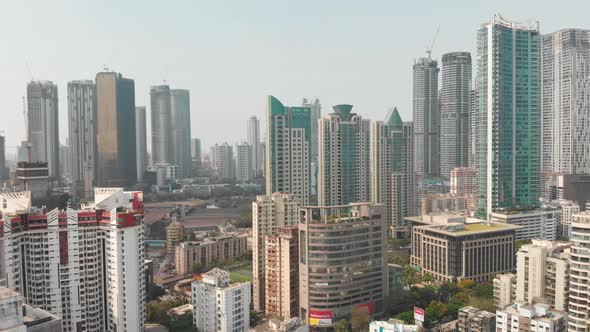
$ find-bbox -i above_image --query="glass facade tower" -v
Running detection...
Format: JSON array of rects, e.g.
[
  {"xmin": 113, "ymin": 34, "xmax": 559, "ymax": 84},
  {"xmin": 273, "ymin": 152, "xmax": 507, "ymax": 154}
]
[{"xmin": 475, "ymin": 15, "xmax": 541, "ymax": 218}]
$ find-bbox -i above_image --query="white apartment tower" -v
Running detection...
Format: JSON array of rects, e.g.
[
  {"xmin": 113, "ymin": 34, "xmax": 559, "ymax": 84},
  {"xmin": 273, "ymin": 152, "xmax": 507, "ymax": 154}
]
[
  {"xmin": 542, "ymin": 29, "xmax": 590, "ymax": 174},
  {"xmin": 68, "ymin": 80, "xmax": 96, "ymax": 197},
  {"xmin": 247, "ymin": 116, "xmax": 262, "ymax": 177},
  {"xmin": 236, "ymin": 143, "xmax": 253, "ymax": 182},
  {"xmin": 211, "ymin": 142, "xmax": 234, "ymax": 179},
  {"xmin": 192, "ymin": 268, "xmax": 250, "ymax": 332},
  {"xmin": 27, "ymin": 81, "xmax": 60, "ymax": 178},
  {"xmin": 302, "ymin": 98, "xmax": 321, "ymax": 195},
  {"xmin": 0, "ymin": 188, "xmax": 146, "ymax": 332},
  {"xmin": 252, "ymin": 193, "xmax": 299, "ymax": 311},
  {"xmin": 569, "ymin": 211, "xmax": 590, "ymax": 331}
]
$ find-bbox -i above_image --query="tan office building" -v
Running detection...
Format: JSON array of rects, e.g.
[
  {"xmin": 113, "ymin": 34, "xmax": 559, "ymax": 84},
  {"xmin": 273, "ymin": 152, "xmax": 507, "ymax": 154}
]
[{"xmin": 407, "ymin": 214, "xmax": 519, "ymax": 282}]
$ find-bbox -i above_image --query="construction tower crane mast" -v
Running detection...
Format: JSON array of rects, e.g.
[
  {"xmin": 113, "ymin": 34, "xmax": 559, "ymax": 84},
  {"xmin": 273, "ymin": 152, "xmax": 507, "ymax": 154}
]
[
  {"xmin": 22, "ymin": 96, "xmax": 32, "ymax": 162},
  {"xmin": 426, "ymin": 26, "xmax": 440, "ymax": 59}
]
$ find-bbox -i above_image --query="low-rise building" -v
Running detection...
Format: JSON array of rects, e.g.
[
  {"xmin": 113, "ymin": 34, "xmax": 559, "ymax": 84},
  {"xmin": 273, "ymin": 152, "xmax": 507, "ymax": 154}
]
[
  {"xmin": 192, "ymin": 268, "xmax": 250, "ymax": 332},
  {"xmin": 420, "ymin": 193, "xmax": 468, "ymax": 214},
  {"xmin": 559, "ymin": 200, "xmax": 579, "ymax": 239},
  {"xmin": 369, "ymin": 319, "xmax": 418, "ymax": 332},
  {"xmin": 175, "ymin": 233, "xmax": 247, "ymax": 275},
  {"xmin": 457, "ymin": 306, "xmax": 495, "ymax": 332},
  {"xmin": 0, "ymin": 287, "xmax": 62, "ymax": 332},
  {"xmin": 496, "ymin": 302, "xmax": 567, "ymax": 332},
  {"xmin": 407, "ymin": 213, "xmax": 519, "ymax": 282},
  {"xmin": 490, "ymin": 208, "xmax": 560, "ymax": 241}
]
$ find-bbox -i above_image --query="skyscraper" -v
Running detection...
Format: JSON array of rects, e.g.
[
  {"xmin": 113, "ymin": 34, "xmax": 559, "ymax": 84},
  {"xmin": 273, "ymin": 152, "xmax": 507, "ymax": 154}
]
[
  {"xmin": 191, "ymin": 138, "xmax": 201, "ymax": 170},
  {"xmin": 441, "ymin": 52, "xmax": 472, "ymax": 178},
  {"xmin": 150, "ymin": 85, "xmax": 173, "ymax": 165},
  {"xmin": 236, "ymin": 143, "xmax": 252, "ymax": 182},
  {"xmin": 27, "ymin": 81, "xmax": 60, "ymax": 178},
  {"xmin": 68, "ymin": 80, "xmax": 96, "ymax": 196},
  {"xmin": 413, "ymin": 57, "xmax": 440, "ymax": 178},
  {"xmin": 266, "ymin": 96, "xmax": 311, "ymax": 205},
  {"xmin": 371, "ymin": 108, "xmax": 415, "ymax": 236},
  {"xmin": 247, "ymin": 116, "xmax": 262, "ymax": 177},
  {"xmin": 171, "ymin": 89, "xmax": 192, "ymax": 178},
  {"xmin": 318, "ymin": 105, "xmax": 370, "ymax": 206},
  {"xmin": 302, "ymin": 98, "xmax": 321, "ymax": 195},
  {"xmin": 136, "ymin": 106, "xmax": 148, "ymax": 181},
  {"xmin": 95, "ymin": 71, "xmax": 137, "ymax": 187},
  {"xmin": 475, "ymin": 15, "xmax": 541, "ymax": 218},
  {"xmin": 252, "ymin": 193, "xmax": 300, "ymax": 311},
  {"xmin": 468, "ymin": 88, "xmax": 476, "ymax": 167},
  {"xmin": 541, "ymin": 29, "xmax": 590, "ymax": 174},
  {"xmin": 0, "ymin": 135, "xmax": 6, "ymax": 181}
]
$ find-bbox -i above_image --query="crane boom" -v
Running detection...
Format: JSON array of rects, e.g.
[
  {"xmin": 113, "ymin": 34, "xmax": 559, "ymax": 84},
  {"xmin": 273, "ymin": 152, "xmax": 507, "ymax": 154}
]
[{"xmin": 426, "ymin": 26, "xmax": 440, "ymax": 59}]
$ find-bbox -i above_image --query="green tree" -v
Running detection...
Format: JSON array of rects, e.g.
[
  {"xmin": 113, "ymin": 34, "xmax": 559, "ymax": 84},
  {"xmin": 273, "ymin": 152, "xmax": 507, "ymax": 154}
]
[
  {"xmin": 423, "ymin": 273, "xmax": 436, "ymax": 284},
  {"xmin": 458, "ymin": 279, "xmax": 475, "ymax": 290},
  {"xmin": 333, "ymin": 319, "xmax": 350, "ymax": 332},
  {"xmin": 473, "ymin": 284, "xmax": 493, "ymax": 298},
  {"xmin": 402, "ymin": 265, "xmax": 418, "ymax": 287},
  {"xmin": 425, "ymin": 300, "xmax": 448, "ymax": 325},
  {"xmin": 394, "ymin": 311, "xmax": 414, "ymax": 324}
]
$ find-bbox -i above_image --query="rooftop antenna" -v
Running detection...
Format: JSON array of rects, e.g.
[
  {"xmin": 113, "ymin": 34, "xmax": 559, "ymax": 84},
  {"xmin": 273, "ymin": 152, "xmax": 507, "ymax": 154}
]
[{"xmin": 426, "ymin": 26, "xmax": 440, "ymax": 59}]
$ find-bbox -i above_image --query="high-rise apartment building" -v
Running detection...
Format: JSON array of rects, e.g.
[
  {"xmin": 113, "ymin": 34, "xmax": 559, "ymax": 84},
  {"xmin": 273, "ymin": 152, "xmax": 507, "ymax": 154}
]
[
  {"xmin": 569, "ymin": 211, "xmax": 590, "ymax": 331},
  {"xmin": 302, "ymin": 98, "xmax": 321, "ymax": 195},
  {"xmin": 192, "ymin": 269, "xmax": 250, "ymax": 332},
  {"xmin": 150, "ymin": 85, "xmax": 173, "ymax": 164},
  {"xmin": 211, "ymin": 142, "xmax": 234, "ymax": 179},
  {"xmin": 371, "ymin": 108, "xmax": 415, "ymax": 236},
  {"xmin": 450, "ymin": 167, "xmax": 476, "ymax": 209},
  {"xmin": 413, "ymin": 57, "xmax": 440, "ymax": 178},
  {"xmin": 252, "ymin": 193, "xmax": 299, "ymax": 311},
  {"xmin": 475, "ymin": 15, "xmax": 541, "ymax": 218},
  {"xmin": 468, "ymin": 88, "xmax": 476, "ymax": 167},
  {"xmin": 441, "ymin": 52, "xmax": 471, "ymax": 178},
  {"xmin": 299, "ymin": 203, "xmax": 387, "ymax": 327},
  {"xmin": 95, "ymin": 71, "xmax": 137, "ymax": 187},
  {"xmin": 266, "ymin": 96, "xmax": 311, "ymax": 205},
  {"xmin": 559, "ymin": 200, "xmax": 580, "ymax": 239},
  {"xmin": 247, "ymin": 116, "xmax": 262, "ymax": 177},
  {"xmin": 541, "ymin": 29, "xmax": 590, "ymax": 174},
  {"xmin": 191, "ymin": 138, "xmax": 202, "ymax": 169},
  {"xmin": 135, "ymin": 106, "xmax": 148, "ymax": 181},
  {"xmin": 68, "ymin": 80, "xmax": 96, "ymax": 197},
  {"xmin": 0, "ymin": 135, "xmax": 6, "ymax": 182},
  {"xmin": 515, "ymin": 240, "xmax": 570, "ymax": 311},
  {"xmin": 166, "ymin": 219, "xmax": 184, "ymax": 255},
  {"xmin": 264, "ymin": 226, "xmax": 298, "ymax": 320},
  {"xmin": 493, "ymin": 274, "xmax": 517, "ymax": 310},
  {"xmin": 170, "ymin": 89, "xmax": 192, "ymax": 178},
  {"xmin": 0, "ymin": 287, "xmax": 63, "ymax": 332},
  {"xmin": 175, "ymin": 234, "xmax": 247, "ymax": 275},
  {"xmin": 236, "ymin": 143, "xmax": 253, "ymax": 182},
  {"xmin": 318, "ymin": 105, "xmax": 370, "ymax": 206},
  {"xmin": 27, "ymin": 81, "xmax": 60, "ymax": 178},
  {"xmin": 0, "ymin": 188, "xmax": 146, "ymax": 332}
]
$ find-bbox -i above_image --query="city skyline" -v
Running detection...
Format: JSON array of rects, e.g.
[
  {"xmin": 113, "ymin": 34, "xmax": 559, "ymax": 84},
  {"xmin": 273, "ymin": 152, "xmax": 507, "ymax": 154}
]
[{"xmin": 2, "ymin": 1, "xmax": 589, "ymax": 154}]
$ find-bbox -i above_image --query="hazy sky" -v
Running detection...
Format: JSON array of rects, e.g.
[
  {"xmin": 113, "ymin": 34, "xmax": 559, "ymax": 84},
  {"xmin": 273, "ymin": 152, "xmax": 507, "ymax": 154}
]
[{"xmin": 2, "ymin": 0, "xmax": 588, "ymax": 156}]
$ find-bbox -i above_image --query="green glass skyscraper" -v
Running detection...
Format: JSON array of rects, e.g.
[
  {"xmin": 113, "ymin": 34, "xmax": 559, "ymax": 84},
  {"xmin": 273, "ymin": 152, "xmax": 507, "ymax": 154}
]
[
  {"xmin": 475, "ymin": 15, "xmax": 541, "ymax": 219},
  {"xmin": 318, "ymin": 105, "xmax": 370, "ymax": 206},
  {"xmin": 265, "ymin": 96, "xmax": 312, "ymax": 205}
]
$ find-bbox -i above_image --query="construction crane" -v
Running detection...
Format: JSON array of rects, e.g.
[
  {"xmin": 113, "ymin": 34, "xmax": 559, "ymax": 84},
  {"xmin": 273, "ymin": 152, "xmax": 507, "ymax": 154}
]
[{"xmin": 426, "ymin": 26, "xmax": 440, "ymax": 59}]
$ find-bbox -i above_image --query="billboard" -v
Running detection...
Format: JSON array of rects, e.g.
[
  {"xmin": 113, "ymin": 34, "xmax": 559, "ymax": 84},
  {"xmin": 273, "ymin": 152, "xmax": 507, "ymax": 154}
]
[
  {"xmin": 414, "ymin": 307, "xmax": 425, "ymax": 322},
  {"xmin": 309, "ymin": 310, "xmax": 332, "ymax": 326}
]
